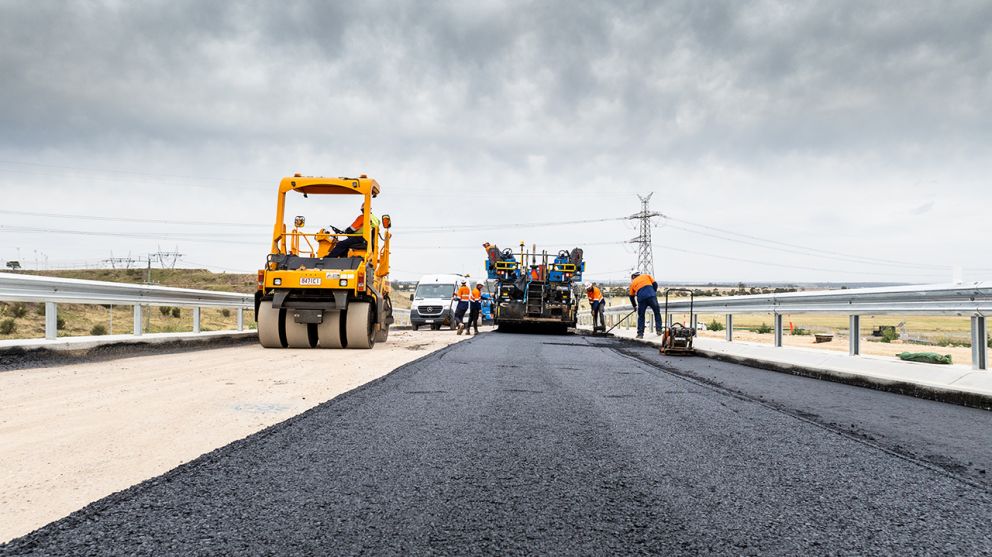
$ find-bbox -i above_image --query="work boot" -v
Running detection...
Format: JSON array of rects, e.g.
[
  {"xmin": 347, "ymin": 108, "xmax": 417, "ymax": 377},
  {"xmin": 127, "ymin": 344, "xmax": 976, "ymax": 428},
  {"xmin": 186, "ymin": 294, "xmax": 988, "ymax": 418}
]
[
  {"xmin": 456, "ymin": 323, "xmax": 464, "ymax": 335},
  {"xmin": 635, "ymin": 333, "xmax": 644, "ymax": 339},
  {"xmin": 656, "ymin": 329, "xmax": 663, "ymax": 336}
]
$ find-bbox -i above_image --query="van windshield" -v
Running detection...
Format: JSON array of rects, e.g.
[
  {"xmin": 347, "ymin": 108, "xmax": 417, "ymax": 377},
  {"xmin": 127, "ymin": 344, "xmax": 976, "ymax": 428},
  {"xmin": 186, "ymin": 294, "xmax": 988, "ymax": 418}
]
[{"xmin": 415, "ymin": 284, "xmax": 454, "ymax": 299}]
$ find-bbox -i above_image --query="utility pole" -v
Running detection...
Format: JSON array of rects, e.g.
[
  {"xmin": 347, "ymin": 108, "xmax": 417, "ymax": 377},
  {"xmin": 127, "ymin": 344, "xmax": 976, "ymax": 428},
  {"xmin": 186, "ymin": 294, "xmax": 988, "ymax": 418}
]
[{"xmin": 629, "ymin": 193, "xmax": 662, "ymax": 277}]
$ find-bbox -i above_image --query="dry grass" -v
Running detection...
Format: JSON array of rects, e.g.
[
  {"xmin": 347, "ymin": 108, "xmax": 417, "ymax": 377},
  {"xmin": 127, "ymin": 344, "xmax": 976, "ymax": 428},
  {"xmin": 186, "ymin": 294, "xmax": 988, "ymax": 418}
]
[{"xmin": 0, "ymin": 269, "xmax": 419, "ymax": 340}]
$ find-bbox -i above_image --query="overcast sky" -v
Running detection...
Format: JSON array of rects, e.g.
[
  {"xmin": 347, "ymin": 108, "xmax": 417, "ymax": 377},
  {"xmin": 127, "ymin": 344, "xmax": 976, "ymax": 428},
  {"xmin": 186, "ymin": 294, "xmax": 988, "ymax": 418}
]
[{"xmin": 1, "ymin": 1, "xmax": 990, "ymax": 283}]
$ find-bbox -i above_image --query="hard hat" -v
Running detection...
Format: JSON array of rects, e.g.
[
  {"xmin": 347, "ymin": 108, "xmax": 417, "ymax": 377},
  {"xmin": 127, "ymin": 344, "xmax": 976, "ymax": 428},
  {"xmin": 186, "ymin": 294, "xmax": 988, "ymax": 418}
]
[
  {"xmin": 631, "ymin": 272, "xmax": 641, "ymax": 279},
  {"xmin": 584, "ymin": 282, "xmax": 592, "ymax": 289}
]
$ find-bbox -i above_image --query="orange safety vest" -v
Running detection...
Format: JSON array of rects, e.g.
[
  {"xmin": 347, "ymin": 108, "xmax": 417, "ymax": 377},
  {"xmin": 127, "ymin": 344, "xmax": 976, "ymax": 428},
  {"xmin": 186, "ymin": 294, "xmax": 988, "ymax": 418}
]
[
  {"xmin": 348, "ymin": 212, "xmax": 378, "ymax": 235},
  {"xmin": 456, "ymin": 285, "xmax": 471, "ymax": 301},
  {"xmin": 470, "ymin": 287, "xmax": 482, "ymax": 302},
  {"xmin": 587, "ymin": 286, "xmax": 603, "ymax": 303},
  {"xmin": 628, "ymin": 274, "xmax": 655, "ymax": 296},
  {"xmin": 530, "ymin": 268, "xmax": 540, "ymax": 280}
]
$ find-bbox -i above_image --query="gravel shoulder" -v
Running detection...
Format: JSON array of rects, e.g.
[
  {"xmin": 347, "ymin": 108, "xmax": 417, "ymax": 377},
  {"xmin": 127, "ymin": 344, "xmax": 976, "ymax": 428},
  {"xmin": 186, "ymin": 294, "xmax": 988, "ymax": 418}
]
[{"xmin": 0, "ymin": 328, "xmax": 470, "ymax": 543}]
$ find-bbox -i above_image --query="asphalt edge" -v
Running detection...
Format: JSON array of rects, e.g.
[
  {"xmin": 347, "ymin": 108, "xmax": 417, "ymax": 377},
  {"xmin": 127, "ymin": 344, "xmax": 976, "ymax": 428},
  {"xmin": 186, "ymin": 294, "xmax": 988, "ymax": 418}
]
[
  {"xmin": 0, "ymin": 338, "xmax": 465, "ymax": 552},
  {"xmin": 612, "ymin": 335, "xmax": 992, "ymax": 411}
]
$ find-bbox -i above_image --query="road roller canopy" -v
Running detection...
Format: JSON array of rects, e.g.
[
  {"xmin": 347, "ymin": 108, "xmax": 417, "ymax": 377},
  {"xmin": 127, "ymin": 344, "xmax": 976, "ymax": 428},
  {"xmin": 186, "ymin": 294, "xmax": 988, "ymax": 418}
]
[{"xmin": 278, "ymin": 175, "xmax": 381, "ymax": 197}]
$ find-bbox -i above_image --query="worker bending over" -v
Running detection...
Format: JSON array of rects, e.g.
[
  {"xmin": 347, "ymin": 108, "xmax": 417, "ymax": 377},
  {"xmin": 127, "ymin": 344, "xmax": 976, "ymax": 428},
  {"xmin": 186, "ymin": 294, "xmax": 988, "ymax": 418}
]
[
  {"xmin": 585, "ymin": 282, "xmax": 606, "ymax": 332},
  {"xmin": 329, "ymin": 204, "xmax": 378, "ymax": 258},
  {"xmin": 453, "ymin": 280, "xmax": 471, "ymax": 335},
  {"xmin": 467, "ymin": 282, "xmax": 483, "ymax": 335},
  {"xmin": 628, "ymin": 272, "xmax": 662, "ymax": 339}
]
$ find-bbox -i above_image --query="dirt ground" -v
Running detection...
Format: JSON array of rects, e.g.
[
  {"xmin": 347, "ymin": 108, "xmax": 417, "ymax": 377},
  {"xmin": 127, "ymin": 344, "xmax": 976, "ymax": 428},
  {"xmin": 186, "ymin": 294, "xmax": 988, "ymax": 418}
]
[
  {"xmin": 0, "ymin": 328, "xmax": 475, "ymax": 543},
  {"xmin": 692, "ymin": 329, "xmax": 975, "ymax": 365}
]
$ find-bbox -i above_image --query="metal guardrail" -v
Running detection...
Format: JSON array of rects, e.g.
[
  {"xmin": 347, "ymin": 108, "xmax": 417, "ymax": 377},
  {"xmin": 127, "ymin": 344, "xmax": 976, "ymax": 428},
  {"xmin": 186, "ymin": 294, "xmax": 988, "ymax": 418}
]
[
  {"xmin": 0, "ymin": 272, "xmax": 253, "ymax": 340},
  {"xmin": 601, "ymin": 282, "xmax": 991, "ymax": 370}
]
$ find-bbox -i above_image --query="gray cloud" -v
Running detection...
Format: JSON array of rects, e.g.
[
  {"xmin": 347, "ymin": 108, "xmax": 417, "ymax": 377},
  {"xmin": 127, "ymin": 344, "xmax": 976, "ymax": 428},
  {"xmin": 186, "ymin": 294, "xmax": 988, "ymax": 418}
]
[{"xmin": 1, "ymin": 1, "xmax": 990, "ymax": 282}]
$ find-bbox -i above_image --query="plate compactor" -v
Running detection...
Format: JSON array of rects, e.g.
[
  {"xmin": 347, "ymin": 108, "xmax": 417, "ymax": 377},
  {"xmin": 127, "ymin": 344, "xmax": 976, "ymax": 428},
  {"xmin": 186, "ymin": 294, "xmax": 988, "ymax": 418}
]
[{"xmin": 660, "ymin": 288, "xmax": 696, "ymax": 355}]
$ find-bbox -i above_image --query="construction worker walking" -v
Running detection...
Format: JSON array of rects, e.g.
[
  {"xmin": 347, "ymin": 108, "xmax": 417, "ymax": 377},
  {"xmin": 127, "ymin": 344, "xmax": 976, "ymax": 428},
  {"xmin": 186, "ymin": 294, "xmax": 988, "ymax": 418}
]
[
  {"xmin": 628, "ymin": 272, "xmax": 662, "ymax": 339},
  {"xmin": 453, "ymin": 280, "xmax": 471, "ymax": 335},
  {"xmin": 467, "ymin": 282, "xmax": 483, "ymax": 335},
  {"xmin": 585, "ymin": 282, "xmax": 606, "ymax": 332}
]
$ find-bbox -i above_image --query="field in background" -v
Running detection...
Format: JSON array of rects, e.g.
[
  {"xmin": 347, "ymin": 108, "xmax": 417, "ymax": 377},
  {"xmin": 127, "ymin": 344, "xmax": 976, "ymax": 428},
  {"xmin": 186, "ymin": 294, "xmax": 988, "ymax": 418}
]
[
  {"xmin": 592, "ymin": 292, "xmax": 986, "ymax": 366},
  {"xmin": 0, "ymin": 269, "xmax": 258, "ymax": 340},
  {"xmin": 0, "ymin": 269, "xmax": 420, "ymax": 340}
]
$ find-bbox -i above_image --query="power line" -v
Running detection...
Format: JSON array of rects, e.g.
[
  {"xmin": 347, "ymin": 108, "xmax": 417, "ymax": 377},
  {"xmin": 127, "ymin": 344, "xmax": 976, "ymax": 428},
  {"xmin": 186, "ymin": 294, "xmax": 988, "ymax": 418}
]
[
  {"xmin": 402, "ymin": 216, "xmax": 628, "ymax": 233},
  {"xmin": 663, "ymin": 215, "xmax": 950, "ymax": 271},
  {"xmin": 0, "ymin": 209, "xmax": 266, "ymax": 228},
  {"xmin": 654, "ymin": 244, "xmax": 948, "ymax": 279}
]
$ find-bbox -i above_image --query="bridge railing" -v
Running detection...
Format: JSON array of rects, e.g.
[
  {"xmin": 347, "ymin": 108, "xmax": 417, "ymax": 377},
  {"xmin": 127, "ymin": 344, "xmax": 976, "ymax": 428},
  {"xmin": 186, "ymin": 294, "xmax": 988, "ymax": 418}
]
[
  {"xmin": 597, "ymin": 282, "xmax": 991, "ymax": 370},
  {"xmin": 0, "ymin": 272, "xmax": 254, "ymax": 341}
]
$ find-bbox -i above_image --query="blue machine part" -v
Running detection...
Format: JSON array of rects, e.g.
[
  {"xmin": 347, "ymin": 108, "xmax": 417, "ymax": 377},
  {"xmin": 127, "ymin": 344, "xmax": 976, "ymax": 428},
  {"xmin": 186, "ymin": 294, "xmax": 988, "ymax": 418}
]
[
  {"xmin": 486, "ymin": 252, "xmax": 520, "ymax": 281},
  {"xmin": 481, "ymin": 293, "xmax": 493, "ymax": 322},
  {"xmin": 547, "ymin": 254, "xmax": 584, "ymax": 283}
]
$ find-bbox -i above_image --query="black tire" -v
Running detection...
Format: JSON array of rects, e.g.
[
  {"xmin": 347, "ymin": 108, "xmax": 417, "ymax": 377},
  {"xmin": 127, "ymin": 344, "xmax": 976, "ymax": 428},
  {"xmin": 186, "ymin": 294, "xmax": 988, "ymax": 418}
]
[{"xmin": 412, "ymin": 324, "xmax": 420, "ymax": 331}]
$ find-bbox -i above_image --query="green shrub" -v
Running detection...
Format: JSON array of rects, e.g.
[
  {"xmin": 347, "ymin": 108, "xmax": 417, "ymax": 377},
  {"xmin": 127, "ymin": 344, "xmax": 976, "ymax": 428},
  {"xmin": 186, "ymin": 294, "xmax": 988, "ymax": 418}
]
[
  {"xmin": 159, "ymin": 306, "xmax": 172, "ymax": 316},
  {"xmin": 791, "ymin": 327, "xmax": 810, "ymax": 336},
  {"xmin": 221, "ymin": 308, "xmax": 231, "ymax": 318},
  {"xmin": 11, "ymin": 303, "xmax": 27, "ymax": 318},
  {"xmin": 171, "ymin": 307, "xmax": 181, "ymax": 318},
  {"xmin": 0, "ymin": 318, "xmax": 16, "ymax": 335},
  {"xmin": 57, "ymin": 317, "xmax": 66, "ymax": 330},
  {"xmin": 755, "ymin": 322, "xmax": 772, "ymax": 334},
  {"xmin": 707, "ymin": 319, "xmax": 724, "ymax": 331},
  {"xmin": 35, "ymin": 304, "xmax": 46, "ymax": 316},
  {"xmin": 90, "ymin": 324, "xmax": 108, "ymax": 336},
  {"xmin": 880, "ymin": 328, "xmax": 899, "ymax": 343}
]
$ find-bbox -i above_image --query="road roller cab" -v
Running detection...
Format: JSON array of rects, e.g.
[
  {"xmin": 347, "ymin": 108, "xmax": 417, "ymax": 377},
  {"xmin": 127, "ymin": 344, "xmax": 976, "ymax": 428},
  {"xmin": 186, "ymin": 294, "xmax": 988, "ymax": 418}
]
[{"xmin": 255, "ymin": 174, "xmax": 394, "ymax": 349}]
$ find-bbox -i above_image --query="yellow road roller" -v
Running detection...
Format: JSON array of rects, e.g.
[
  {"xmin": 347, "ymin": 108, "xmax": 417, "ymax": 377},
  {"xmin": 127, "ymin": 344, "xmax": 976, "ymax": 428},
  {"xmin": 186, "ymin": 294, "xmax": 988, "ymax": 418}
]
[{"xmin": 254, "ymin": 174, "xmax": 393, "ymax": 349}]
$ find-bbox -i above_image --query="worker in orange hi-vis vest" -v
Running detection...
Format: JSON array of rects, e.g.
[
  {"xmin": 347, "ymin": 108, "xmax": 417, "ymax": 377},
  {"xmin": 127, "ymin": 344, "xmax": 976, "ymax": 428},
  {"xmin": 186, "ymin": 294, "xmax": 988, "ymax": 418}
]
[
  {"xmin": 453, "ymin": 280, "xmax": 471, "ymax": 335},
  {"xmin": 628, "ymin": 272, "xmax": 662, "ymax": 339},
  {"xmin": 467, "ymin": 283, "xmax": 484, "ymax": 335},
  {"xmin": 585, "ymin": 282, "xmax": 606, "ymax": 331}
]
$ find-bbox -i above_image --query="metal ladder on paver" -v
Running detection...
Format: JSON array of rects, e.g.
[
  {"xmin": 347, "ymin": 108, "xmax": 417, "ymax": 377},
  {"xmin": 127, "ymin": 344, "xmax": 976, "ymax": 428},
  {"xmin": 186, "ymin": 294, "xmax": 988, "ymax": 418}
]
[{"xmin": 525, "ymin": 282, "xmax": 544, "ymax": 315}]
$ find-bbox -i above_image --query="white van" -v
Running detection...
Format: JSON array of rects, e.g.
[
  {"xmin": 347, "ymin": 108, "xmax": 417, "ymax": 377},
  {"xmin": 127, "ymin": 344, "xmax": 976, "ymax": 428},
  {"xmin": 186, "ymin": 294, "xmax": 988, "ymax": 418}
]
[{"xmin": 410, "ymin": 274, "xmax": 465, "ymax": 331}]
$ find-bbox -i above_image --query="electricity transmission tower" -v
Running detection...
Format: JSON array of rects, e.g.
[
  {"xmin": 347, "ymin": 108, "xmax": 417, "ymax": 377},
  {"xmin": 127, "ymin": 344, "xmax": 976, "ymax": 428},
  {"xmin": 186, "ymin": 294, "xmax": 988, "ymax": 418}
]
[{"xmin": 629, "ymin": 193, "xmax": 662, "ymax": 277}]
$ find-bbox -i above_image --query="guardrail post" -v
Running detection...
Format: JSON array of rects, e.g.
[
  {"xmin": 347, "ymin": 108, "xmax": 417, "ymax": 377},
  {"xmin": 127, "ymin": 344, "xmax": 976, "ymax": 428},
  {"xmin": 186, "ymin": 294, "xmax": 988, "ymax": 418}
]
[
  {"xmin": 725, "ymin": 314, "xmax": 733, "ymax": 342},
  {"xmin": 133, "ymin": 305, "xmax": 142, "ymax": 336},
  {"xmin": 44, "ymin": 302, "xmax": 57, "ymax": 340},
  {"xmin": 849, "ymin": 315, "xmax": 861, "ymax": 356},
  {"xmin": 691, "ymin": 313, "xmax": 698, "ymax": 331},
  {"xmin": 774, "ymin": 314, "xmax": 783, "ymax": 347},
  {"xmin": 237, "ymin": 308, "xmax": 244, "ymax": 331},
  {"xmin": 192, "ymin": 307, "xmax": 201, "ymax": 334},
  {"xmin": 971, "ymin": 316, "xmax": 987, "ymax": 370}
]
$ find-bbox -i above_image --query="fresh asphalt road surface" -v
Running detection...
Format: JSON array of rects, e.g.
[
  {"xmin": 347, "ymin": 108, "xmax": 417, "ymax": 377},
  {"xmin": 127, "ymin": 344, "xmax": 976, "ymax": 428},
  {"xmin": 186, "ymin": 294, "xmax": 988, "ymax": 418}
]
[{"xmin": 5, "ymin": 332, "xmax": 992, "ymax": 555}]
